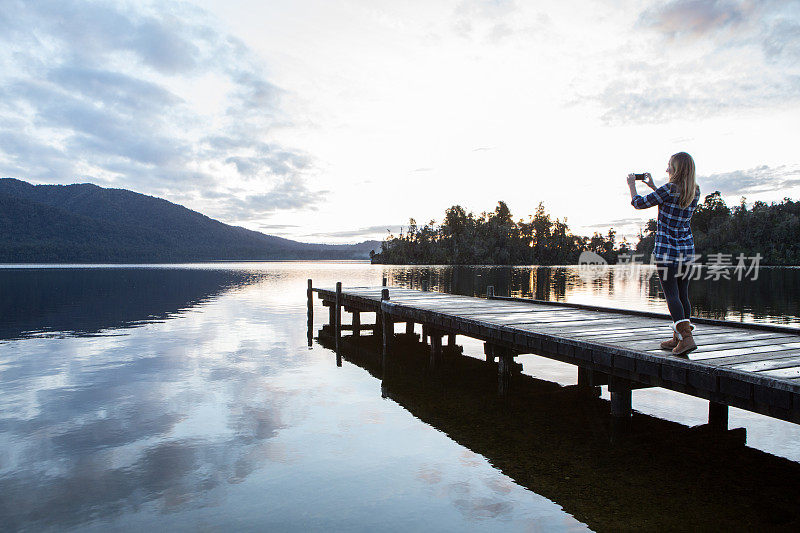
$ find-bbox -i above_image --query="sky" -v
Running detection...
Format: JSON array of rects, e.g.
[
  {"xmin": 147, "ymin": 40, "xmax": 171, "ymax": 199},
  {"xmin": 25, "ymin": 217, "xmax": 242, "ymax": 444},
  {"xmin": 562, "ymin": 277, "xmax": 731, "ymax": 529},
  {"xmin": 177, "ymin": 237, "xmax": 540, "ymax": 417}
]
[{"xmin": 1, "ymin": 0, "xmax": 799, "ymax": 244}]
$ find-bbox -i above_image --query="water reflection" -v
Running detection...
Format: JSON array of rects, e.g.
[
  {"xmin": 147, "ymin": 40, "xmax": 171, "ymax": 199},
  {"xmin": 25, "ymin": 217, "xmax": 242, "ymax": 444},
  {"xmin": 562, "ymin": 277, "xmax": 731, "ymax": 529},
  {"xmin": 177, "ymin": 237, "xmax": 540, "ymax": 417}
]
[
  {"xmin": 1, "ymin": 263, "xmax": 799, "ymax": 530},
  {"xmin": 0, "ymin": 268, "xmax": 262, "ymax": 341},
  {"xmin": 383, "ymin": 265, "xmax": 800, "ymax": 326},
  {"xmin": 2, "ymin": 264, "xmax": 589, "ymax": 531},
  {"xmin": 325, "ymin": 332, "xmax": 800, "ymax": 531}
]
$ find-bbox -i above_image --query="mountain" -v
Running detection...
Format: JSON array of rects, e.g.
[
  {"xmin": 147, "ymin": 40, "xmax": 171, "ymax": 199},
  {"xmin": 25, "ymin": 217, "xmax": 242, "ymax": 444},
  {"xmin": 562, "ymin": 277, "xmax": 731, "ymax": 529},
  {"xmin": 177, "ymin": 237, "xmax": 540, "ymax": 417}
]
[{"xmin": 0, "ymin": 178, "xmax": 379, "ymax": 263}]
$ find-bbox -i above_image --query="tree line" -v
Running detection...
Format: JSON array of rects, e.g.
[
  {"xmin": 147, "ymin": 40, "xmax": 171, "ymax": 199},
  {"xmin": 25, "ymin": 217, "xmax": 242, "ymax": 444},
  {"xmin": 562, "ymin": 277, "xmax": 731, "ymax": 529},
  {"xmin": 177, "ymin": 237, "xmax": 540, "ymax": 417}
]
[{"xmin": 370, "ymin": 193, "xmax": 800, "ymax": 265}]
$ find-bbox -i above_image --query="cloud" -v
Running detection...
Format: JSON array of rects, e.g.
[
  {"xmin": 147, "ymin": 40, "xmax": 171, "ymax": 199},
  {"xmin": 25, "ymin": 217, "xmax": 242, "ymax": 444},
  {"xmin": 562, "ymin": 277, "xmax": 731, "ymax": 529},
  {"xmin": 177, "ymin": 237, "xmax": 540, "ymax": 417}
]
[
  {"xmin": 638, "ymin": 0, "xmax": 748, "ymax": 40},
  {"xmin": 47, "ymin": 67, "xmax": 183, "ymax": 112},
  {"xmin": 243, "ymin": 176, "xmax": 327, "ymax": 212},
  {"xmin": 699, "ymin": 165, "xmax": 800, "ymax": 196},
  {"xmin": 639, "ymin": 0, "xmax": 800, "ymax": 62},
  {"xmin": 257, "ymin": 224, "xmax": 300, "ymax": 235},
  {"xmin": 592, "ymin": 0, "xmax": 800, "ymax": 124},
  {"xmin": 452, "ymin": 0, "xmax": 548, "ymax": 43},
  {"xmin": 762, "ymin": 18, "xmax": 800, "ymax": 61},
  {"xmin": 0, "ymin": 273, "xmax": 304, "ymax": 529},
  {"xmin": 583, "ymin": 217, "xmax": 648, "ymax": 229},
  {"xmin": 225, "ymin": 150, "xmax": 310, "ymax": 178},
  {"xmin": 2, "ymin": 0, "xmax": 203, "ymax": 75},
  {"xmin": 314, "ymin": 225, "xmax": 402, "ymax": 239},
  {"xmin": 205, "ymin": 175, "xmax": 328, "ymax": 220},
  {"xmin": 0, "ymin": 0, "xmax": 323, "ymax": 220}
]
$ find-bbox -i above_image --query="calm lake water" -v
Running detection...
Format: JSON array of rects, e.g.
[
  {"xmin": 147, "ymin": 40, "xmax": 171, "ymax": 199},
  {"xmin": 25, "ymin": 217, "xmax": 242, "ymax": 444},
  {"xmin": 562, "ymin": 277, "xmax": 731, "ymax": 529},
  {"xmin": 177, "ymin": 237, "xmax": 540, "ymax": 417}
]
[{"xmin": 2, "ymin": 262, "xmax": 800, "ymax": 531}]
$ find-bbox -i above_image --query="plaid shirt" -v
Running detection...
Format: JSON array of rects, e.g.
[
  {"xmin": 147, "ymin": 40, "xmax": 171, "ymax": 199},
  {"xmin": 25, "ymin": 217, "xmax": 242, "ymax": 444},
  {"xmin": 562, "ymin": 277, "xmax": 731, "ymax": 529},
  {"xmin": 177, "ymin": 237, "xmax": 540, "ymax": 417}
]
[{"xmin": 631, "ymin": 182, "xmax": 700, "ymax": 263}]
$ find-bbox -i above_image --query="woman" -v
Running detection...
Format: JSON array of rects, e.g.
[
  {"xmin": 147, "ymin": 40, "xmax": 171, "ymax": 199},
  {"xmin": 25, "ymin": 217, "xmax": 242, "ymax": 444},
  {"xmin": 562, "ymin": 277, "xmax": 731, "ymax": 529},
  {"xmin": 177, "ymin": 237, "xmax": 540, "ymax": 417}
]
[{"xmin": 628, "ymin": 152, "xmax": 701, "ymax": 356}]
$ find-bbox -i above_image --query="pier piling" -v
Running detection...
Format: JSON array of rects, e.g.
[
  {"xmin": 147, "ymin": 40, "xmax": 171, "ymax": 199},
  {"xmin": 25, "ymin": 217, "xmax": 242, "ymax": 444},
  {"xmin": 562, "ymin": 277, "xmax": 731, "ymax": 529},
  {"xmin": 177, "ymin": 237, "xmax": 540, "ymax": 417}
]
[
  {"xmin": 709, "ymin": 401, "xmax": 729, "ymax": 430},
  {"xmin": 307, "ymin": 279, "xmax": 313, "ymax": 347},
  {"xmin": 381, "ymin": 288, "xmax": 392, "ymax": 367},
  {"xmin": 335, "ymin": 282, "xmax": 342, "ymax": 353}
]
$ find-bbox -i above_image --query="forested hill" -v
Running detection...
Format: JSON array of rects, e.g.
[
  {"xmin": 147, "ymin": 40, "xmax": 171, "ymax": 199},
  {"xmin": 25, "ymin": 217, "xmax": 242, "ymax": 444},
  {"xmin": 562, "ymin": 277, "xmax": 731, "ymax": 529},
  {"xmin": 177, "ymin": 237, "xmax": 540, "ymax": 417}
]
[
  {"xmin": 371, "ymin": 202, "xmax": 621, "ymax": 265},
  {"xmin": 371, "ymin": 195, "xmax": 800, "ymax": 266},
  {"xmin": 0, "ymin": 178, "xmax": 378, "ymax": 263}
]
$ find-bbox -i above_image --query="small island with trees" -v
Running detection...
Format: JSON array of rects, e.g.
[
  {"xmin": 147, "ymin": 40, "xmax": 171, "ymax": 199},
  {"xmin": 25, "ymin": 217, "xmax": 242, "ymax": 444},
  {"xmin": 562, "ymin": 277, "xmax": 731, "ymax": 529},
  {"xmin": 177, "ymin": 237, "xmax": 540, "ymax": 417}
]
[{"xmin": 370, "ymin": 193, "xmax": 800, "ymax": 266}]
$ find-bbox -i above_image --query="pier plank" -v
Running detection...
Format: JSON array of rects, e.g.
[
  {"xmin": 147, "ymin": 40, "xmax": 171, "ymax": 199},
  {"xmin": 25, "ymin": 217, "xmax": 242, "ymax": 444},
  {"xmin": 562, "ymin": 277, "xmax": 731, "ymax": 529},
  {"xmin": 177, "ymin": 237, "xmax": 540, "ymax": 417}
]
[
  {"xmin": 759, "ymin": 366, "xmax": 800, "ymax": 379},
  {"xmin": 702, "ymin": 350, "xmax": 800, "ymax": 367},
  {"xmin": 727, "ymin": 355, "xmax": 800, "ymax": 372},
  {"xmin": 622, "ymin": 334, "xmax": 797, "ymax": 352},
  {"xmin": 685, "ymin": 342, "xmax": 800, "ymax": 360}
]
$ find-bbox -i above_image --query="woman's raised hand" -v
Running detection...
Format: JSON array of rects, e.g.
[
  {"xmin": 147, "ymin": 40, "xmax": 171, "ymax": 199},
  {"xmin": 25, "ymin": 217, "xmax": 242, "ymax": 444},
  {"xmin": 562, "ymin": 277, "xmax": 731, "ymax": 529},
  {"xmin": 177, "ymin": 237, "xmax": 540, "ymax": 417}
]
[
  {"xmin": 627, "ymin": 173, "xmax": 636, "ymax": 185},
  {"xmin": 644, "ymin": 173, "xmax": 656, "ymax": 189}
]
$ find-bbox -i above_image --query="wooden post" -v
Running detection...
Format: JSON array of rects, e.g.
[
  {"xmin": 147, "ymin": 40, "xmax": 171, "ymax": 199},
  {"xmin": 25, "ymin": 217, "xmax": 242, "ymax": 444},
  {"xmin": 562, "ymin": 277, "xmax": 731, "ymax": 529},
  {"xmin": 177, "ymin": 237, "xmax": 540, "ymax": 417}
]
[
  {"xmin": 484, "ymin": 342, "xmax": 496, "ymax": 363},
  {"xmin": 382, "ymin": 277, "xmax": 387, "ymax": 287},
  {"xmin": 405, "ymin": 321, "xmax": 414, "ymax": 335},
  {"xmin": 487, "ymin": 285, "xmax": 495, "ymax": 299},
  {"xmin": 422, "ymin": 324, "xmax": 430, "ymax": 345},
  {"xmin": 307, "ymin": 279, "xmax": 313, "ymax": 347},
  {"xmin": 609, "ymin": 377, "xmax": 632, "ymax": 418},
  {"xmin": 447, "ymin": 334, "xmax": 456, "ymax": 347},
  {"xmin": 328, "ymin": 302, "xmax": 336, "ymax": 328},
  {"xmin": 709, "ymin": 401, "xmax": 728, "ymax": 430},
  {"xmin": 577, "ymin": 366, "xmax": 589, "ymax": 386},
  {"xmin": 577, "ymin": 367, "xmax": 601, "ymax": 397},
  {"xmin": 381, "ymin": 288, "xmax": 392, "ymax": 367},
  {"xmin": 352, "ymin": 311, "xmax": 361, "ymax": 337},
  {"xmin": 335, "ymin": 282, "xmax": 342, "ymax": 353}
]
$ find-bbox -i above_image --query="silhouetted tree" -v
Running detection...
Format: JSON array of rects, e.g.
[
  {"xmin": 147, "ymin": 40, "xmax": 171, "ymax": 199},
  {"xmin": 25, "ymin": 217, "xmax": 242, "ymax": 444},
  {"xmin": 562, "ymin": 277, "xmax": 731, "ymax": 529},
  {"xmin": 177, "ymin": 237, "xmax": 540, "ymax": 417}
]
[{"xmin": 372, "ymin": 193, "xmax": 800, "ymax": 265}]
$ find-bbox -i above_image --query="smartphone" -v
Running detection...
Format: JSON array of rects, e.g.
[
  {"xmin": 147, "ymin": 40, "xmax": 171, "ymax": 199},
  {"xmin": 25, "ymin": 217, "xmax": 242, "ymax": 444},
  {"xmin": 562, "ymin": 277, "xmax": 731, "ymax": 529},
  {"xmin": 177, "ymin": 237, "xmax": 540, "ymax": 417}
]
[{"xmin": 634, "ymin": 173, "xmax": 648, "ymax": 180}]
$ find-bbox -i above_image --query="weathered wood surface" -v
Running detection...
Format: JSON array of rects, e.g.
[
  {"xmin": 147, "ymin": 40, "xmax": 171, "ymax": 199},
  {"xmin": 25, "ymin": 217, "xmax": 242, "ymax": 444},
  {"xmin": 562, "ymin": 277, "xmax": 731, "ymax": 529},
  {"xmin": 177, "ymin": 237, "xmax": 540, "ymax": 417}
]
[{"xmin": 313, "ymin": 286, "xmax": 800, "ymax": 424}]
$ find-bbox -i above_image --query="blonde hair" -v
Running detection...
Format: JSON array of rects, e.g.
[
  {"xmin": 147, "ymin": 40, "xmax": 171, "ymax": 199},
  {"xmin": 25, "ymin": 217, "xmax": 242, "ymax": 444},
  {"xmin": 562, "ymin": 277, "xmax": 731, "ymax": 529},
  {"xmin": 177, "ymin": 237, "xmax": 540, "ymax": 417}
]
[{"xmin": 669, "ymin": 152, "xmax": 698, "ymax": 208}]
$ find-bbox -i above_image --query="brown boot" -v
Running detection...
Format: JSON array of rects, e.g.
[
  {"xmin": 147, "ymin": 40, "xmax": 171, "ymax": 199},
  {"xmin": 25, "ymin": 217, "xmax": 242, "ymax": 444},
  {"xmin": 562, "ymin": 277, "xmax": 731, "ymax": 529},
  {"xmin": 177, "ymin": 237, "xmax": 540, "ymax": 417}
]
[
  {"xmin": 661, "ymin": 325, "xmax": 679, "ymax": 351},
  {"xmin": 662, "ymin": 321, "xmax": 695, "ymax": 350},
  {"xmin": 673, "ymin": 319, "xmax": 697, "ymax": 356}
]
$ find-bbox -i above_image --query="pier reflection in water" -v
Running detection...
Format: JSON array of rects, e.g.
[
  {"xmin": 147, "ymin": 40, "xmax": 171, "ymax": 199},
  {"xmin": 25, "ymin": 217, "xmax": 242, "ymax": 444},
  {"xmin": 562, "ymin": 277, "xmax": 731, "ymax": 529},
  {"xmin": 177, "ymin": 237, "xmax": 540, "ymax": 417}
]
[
  {"xmin": 320, "ymin": 330, "xmax": 800, "ymax": 531},
  {"xmin": 382, "ymin": 265, "xmax": 800, "ymax": 327}
]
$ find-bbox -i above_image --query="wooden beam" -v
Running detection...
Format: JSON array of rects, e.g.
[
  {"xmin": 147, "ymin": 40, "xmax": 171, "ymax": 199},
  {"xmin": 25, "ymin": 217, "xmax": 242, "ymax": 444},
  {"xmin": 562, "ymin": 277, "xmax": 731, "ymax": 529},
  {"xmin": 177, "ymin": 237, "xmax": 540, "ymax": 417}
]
[
  {"xmin": 709, "ymin": 401, "xmax": 728, "ymax": 430},
  {"xmin": 609, "ymin": 377, "xmax": 632, "ymax": 418}
]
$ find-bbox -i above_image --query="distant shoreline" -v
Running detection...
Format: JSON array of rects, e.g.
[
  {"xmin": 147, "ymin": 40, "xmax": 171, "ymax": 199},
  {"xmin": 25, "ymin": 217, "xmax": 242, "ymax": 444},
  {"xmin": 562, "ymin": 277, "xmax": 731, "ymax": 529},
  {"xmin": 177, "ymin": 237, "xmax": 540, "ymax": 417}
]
[
  {"xmin": 0, "ymin": 259, "xmax": 374, "ymax": 268},
  {"xmin": 2, "ymin": 262, "xmax": 798, "ymax": 269}
]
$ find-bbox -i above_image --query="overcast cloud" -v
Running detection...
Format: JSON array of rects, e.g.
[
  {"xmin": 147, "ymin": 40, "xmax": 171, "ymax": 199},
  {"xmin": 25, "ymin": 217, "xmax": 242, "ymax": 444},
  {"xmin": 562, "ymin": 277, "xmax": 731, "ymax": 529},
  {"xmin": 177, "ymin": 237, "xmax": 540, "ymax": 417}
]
[
  {"xmin": 314, "ymin": 225, "xmax": 403, "ymax": 240},
  {"xmin": 596, "ymin": 0, "xmax": 800, "ymax": 125},
  {"xmin": 699, "ymin": 165, "xmax": 800, "ymax": 197},
  {"xmin": 0, "ymin": 0, "xmax": 322, "ymax": 224}
]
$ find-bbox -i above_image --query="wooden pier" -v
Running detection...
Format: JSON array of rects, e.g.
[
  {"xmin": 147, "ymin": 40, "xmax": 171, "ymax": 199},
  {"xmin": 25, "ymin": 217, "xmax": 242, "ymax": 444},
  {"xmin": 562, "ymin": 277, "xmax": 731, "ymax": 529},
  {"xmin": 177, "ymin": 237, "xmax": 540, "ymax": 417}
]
[{"xmin": 309, "ymin": 280, "xmax": 800, "ymax": 427}]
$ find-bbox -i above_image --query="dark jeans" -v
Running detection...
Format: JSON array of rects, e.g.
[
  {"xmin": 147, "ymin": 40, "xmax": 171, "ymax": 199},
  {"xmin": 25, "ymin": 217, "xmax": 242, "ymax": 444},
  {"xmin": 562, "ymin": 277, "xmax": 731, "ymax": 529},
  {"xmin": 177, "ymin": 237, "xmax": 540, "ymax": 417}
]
[{"xmin": 656, "ymin": 262, "xmax": 692, "ymax": 322}]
